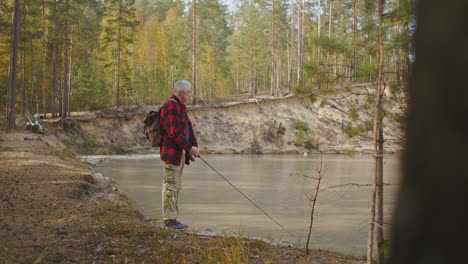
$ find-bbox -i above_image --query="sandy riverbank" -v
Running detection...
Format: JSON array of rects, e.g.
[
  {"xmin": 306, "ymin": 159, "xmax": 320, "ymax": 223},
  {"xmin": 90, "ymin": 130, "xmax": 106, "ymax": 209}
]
[{"xmin": 0, "ymin": 130, "xmax": 364, "ymax": 263}]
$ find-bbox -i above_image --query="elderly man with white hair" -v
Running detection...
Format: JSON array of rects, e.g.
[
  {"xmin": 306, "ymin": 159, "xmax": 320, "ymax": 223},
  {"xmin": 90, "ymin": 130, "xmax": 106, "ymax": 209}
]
[{"xmin": 159, "ymin": 80, "xmax": 200, "ymax": 229}]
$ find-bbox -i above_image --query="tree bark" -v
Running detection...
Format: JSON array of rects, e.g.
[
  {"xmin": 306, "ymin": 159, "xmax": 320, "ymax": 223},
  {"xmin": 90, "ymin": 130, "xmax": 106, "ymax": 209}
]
[
  {"xmin": 352, "ymin": 0, "xmax": 357, "ymax": 82},
  {"xmin": 116, "ymin": 0, "xmax": 122, "ymax": 108},
  {"xmin": 367, "ymin": 1, "xmax": 386, "ymax": 263},
  {"xmin": 62, "ymin": 1, "xmax": 69, "ymax": 118},
  {"xmin": 287, "ymin": 8, "xmax": 294, "ymax": 93},
  {"xmin": 317, "ymin": 0, "xmax": 321, "ymax": 63},
  {"xmin": 192, "ymin": 0, "xmax": 197, "ymax": 105},
  {"xmin": 6, "ymin": 0, "xmax": 21, "ymax": 128},
  {"xmin": 366, "ymin": 173, "xmax": 377, "ymax": 264},
  {"xmin": 31, "ymin": 40, "xmax": 39, "ymax": 115},
  {"xmin": 21, "ymin": 42, "xmax": 26, "ymax": 115},
  {"xmin": 270, "ymin": 0, "xmax": 276, "ymax": 96},
  {"xmin": 51, "ymin": 1, "xmax": 57, "ymax": 118},
  {"xmin": 41, "ymin": 0, "xmax": 47, "ymax": 118},
  {"xmin": 297, "ymin": 0, "xmax": 304, "ymax": 87},
  {"xmin": 68, "ymin": 28, "xmax": 73, "ymax": 116},
  {"xmin": 389, "ymin": 1, "xmax": 468, "ymax": 264}
]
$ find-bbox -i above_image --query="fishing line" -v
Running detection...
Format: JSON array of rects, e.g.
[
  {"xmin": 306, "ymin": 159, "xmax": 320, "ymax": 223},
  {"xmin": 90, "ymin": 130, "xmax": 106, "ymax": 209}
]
[{"xmin": 198, "ymin": 155, "xmax": 296, "ymax": 239}]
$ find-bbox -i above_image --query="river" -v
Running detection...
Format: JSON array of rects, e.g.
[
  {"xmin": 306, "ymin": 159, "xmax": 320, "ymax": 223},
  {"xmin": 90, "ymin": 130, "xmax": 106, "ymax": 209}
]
[{"xmin": 93, "ymin": 154, "xmax": 400, "ymax": 256}]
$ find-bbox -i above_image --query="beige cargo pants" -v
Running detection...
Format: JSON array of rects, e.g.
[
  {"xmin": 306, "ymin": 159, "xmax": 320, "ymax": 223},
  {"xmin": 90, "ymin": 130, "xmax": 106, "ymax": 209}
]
[{"xmin": 162, "ymin": 153, "xmax": 185, "ymax": 224}]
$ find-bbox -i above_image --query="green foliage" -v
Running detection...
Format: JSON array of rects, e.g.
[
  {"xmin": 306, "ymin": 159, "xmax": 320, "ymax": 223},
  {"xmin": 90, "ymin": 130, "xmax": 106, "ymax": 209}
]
[
  {"xmin": 293, "ymin": 120, "xmax": 313, "ymax": 147},
  {"xmin": 72, "ymin": 61, "xmax": 110, "ymax": 110},
  {"xmin": 152, "ymin": 0, "xmax": 185, "ymax": 22},
  {"xmin": 294, "ymin": 128, "xmax": 305, "ymax": 146},
  {"xmin": 313, "ymin": 35, "xmax": 351, "ymax": 55},
  {"xmin": 102, "ymin": 0, "xmax": 140, "ymax": 106},
  {"xmin": 348, "ymin": 104, "xmax": 359, "ymax": 121},
  {"xmin": 0, "ymin": 0, "xmax": 412, "ymax": 114},
  {"xmin": 356, "ymin": 63, "xmax": 378, "ymax": 78},
  {"xmin": 345, "ymin": 121, "xmax": 373, "ymax": 138},
  {"xmin": 304, "ymin": 136, "xmax": 317, "ymax": 149},
  {"xmin": 293, "ymin": 120, "xmax": 309, "ymax": 132}
]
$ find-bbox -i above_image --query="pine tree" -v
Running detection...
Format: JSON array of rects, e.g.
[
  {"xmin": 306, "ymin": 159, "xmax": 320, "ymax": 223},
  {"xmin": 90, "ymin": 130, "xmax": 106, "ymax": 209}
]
[
  {"xmin": 102, "ymin": 0, "xmax": 139, "ymax": 107},
  {"xmin": 6, "ymin": 0, "xmax": 21, "ymax": 128}
]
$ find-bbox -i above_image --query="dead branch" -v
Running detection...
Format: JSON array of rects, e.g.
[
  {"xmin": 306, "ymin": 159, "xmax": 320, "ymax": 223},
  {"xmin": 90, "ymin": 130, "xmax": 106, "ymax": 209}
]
[{"xmin": 305, "ymin": 155, "xmax": 326, "ymax": 254}]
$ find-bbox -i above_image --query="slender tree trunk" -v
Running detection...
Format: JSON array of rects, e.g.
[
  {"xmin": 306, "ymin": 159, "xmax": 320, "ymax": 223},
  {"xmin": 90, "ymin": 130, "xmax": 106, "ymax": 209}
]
[
  {"xmin": 51, "ymin": 2, "xmax": 57, "ymax": 118},
  {"xmin": 62, "ymin": 2, "xmax": 69, "ymax": 118},
  {"xmin": 41, "ymin": 0, "xmax": 47, "ymax": 118},
  {"xmin": 31, "ymin": 40, "xmax": 39, "ymax": 115},
  {"xmin": 352, "ymin": 0, "xmax": 357, "ymax": 82},
  {"xmin": 254, "ymin": 50, "xmax": 258, "ymax": 96},
  {"xmin": 116, "ymin": 1, "xmax": 122, "ymax": 108},
  {"xmin": 297, "ymin": 0, "xmax": 304, "ymax": 87},
  {"xmin": 236, "ymin": 61, "xmax": 240, "ymax": 96},
  {"xmin": 270, "ymin": 0, "xmax": 276, "ymax": 96},
  {"xmin": 250, "ymin": 46, "xmax": 253, "ymax": 97},
  {"xmin": 367, "ymin": 1, "xmax": 386, "ymax": 263},
  {"xmin": 325, "ymin": 0, "xmax": 332, "ymax": 89},
  {"xmin": 58, "ymin": 59, "xmax": 62, "ymax": 117},
  {"xmin": 375, "ymin": 2, "xmax": 386, "ymax": 262},
  {"xmin": 317, "ymin": 0, "xmax": 321, "ymax": 63},
  {"xmin": 276, "ymin": 50, "xmax": 281, "ymax": 96},
  {"xmin": 287, "ymin": 9, "xmax": 294, "ymax": 93},
  {"xmin": 21, "ymin": 42, "xmax": 26, "ymax": 115},
  {"xmin": 192, "ymin": 0, "xmax": 197, "ymax": 104},
  {"xmin": 68, "ymin": 29, "xmax": 73, "ymax": 116},
  {"xmin": 328, "ymin": 0, "xmax": 332, "ymax": 38},
  {"xmin": 6, "ymin": 0, "xmax": 21, "ymax": 128}
]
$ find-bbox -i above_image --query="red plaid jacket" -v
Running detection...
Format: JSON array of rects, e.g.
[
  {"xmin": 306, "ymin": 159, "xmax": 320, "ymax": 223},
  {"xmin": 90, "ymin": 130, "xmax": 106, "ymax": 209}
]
[{"xmin": 159, "ymin": 95, "xmax": 198, "ymax": 166}]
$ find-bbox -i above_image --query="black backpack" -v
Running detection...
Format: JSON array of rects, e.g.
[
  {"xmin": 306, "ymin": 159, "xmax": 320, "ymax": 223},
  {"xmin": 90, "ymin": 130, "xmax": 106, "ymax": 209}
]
[{"xmin": 143, "ymin": 98, "xmax": 176, "ymax": 147}]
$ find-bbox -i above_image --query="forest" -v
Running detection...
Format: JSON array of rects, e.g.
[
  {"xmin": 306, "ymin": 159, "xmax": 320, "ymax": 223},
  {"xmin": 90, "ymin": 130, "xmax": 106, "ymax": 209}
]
[{"xmin": 1, "ymin": 0, "xmax": 414, "ymax": 119}]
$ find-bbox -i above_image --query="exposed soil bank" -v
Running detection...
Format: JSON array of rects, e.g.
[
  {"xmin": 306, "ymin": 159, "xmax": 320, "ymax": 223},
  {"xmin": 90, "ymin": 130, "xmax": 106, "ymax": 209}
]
[
  {"xmin": 44, "ymin": 89, "xmax": 404, "ymax": 156},
  {"xmin": 0, "ymin": 131, "xmax": 364, "ymax": 263}
]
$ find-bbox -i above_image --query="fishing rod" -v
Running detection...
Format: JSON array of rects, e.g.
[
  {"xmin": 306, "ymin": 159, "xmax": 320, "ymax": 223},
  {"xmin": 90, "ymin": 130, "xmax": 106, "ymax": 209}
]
[{"xmin": 197, "ymin": 155, "xmax": 296, "ymax": 239}]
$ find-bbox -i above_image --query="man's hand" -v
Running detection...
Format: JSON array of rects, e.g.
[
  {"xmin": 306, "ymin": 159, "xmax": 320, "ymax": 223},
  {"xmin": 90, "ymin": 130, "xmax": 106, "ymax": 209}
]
[{"xmin": 189, "ymin": 146, "xmax": 200, "ymax": 157}]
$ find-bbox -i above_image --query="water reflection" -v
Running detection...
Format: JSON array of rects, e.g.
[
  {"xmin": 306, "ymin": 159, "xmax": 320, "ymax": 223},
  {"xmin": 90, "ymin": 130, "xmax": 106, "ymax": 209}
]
[{"xmin": 95, "ymin": 154, "xmax": 400, "ymax": 256}]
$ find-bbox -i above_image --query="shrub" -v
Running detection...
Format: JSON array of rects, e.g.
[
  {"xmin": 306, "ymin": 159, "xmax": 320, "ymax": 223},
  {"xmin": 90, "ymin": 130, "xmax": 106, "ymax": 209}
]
[
  {"xmin": 348, "ymin": 104, "xmax": 359, "ymax": 121},
  {"xmin": 294, "ymin": 128, "xmax": 305, "ymax": 146},
  {"xmin": 293, "ymin": 120, "xmax": 309, "ymax": 132}
]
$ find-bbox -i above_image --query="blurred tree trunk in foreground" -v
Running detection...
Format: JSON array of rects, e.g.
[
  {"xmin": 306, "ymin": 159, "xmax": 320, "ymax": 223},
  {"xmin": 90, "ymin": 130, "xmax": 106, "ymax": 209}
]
[{"xmin": 388, "ymin": 1, "xmax": 468, "ymax": 264}]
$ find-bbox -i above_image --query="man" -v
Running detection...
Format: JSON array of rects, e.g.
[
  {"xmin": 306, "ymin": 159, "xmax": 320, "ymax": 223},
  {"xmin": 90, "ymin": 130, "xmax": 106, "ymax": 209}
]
[{"xmin": 159, "ymin": 80, "xmax": 200, "ymax": 229}]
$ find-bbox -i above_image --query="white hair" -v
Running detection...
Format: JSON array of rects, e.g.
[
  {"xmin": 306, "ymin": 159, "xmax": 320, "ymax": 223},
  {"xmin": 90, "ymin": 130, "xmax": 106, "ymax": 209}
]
[{"xmin": 173, "ymin": 80, "xmax": 192, "ymax": 93}]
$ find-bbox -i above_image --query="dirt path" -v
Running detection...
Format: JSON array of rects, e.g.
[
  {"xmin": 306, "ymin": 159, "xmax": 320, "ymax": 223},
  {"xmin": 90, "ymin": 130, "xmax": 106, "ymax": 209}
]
[{"xmin": 0, "ymin": 130, "xmax": 363, "ymax": 264}]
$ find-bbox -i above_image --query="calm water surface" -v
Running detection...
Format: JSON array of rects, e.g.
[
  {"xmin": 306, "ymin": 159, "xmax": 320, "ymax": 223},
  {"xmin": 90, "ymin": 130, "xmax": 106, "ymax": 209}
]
[{"xmin": 95, "ymin": 154, "xmax": 400, "ymax": 256}]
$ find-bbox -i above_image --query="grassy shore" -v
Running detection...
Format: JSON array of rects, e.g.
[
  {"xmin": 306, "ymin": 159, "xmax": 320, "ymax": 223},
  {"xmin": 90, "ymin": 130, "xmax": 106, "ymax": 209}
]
[{"xmin": 0, "ymin": 130, "xmax": 363, "ymax": 264}]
